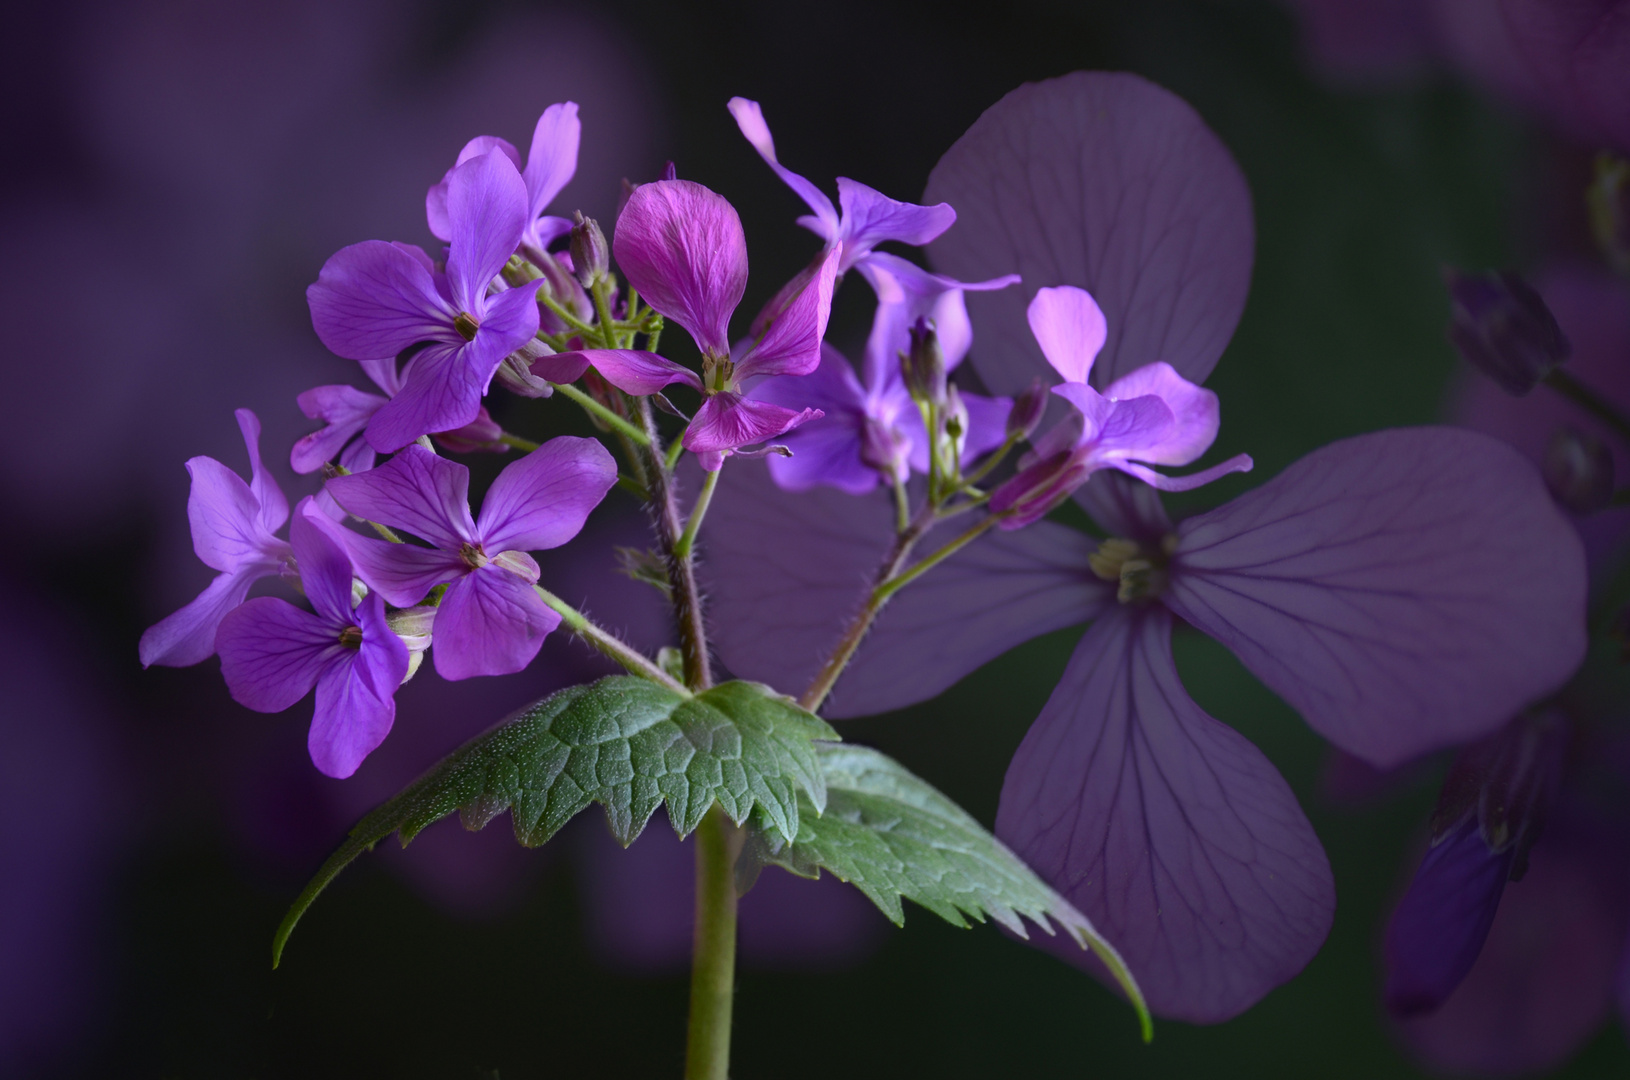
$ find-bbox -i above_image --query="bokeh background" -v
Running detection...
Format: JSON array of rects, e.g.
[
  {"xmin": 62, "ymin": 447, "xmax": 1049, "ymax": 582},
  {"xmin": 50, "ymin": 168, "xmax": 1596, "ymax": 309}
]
[{"xmin": 3, "ymin": 0, "xmax": 1626, "ymax": 1076}]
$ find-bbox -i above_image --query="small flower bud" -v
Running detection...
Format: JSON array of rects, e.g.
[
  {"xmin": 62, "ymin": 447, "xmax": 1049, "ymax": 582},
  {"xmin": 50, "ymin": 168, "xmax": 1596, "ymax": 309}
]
[
  {"xmin": 432, "ymin": 406, "xmax": 507, "ymax": 455},
  {"xmin": 1588, "ymin": 153, "xmax": 1630, "ymax": 275},
  {"xmin": 1444, "ymin": 268, "xmax": 1571, "ymax": 396},
  {"xmin": 1429, "ymin": 711, "xmax": 1567, "ymax": 881},
  {"xmin": 1544, "ymin": 426, "xmax": 1614, "ymax": 513},
  {"xmin": 1007, "ymin": 379, "xmax": 1048, "ymax": 442},
  {"xmin": 570, "ymin": 212, "xmax": 610, "ymax": 288},
  {"xmin": 902, "ymin": 318, "xmax": 948, "ymax": 408},
  {"xmin": 942, "ymin": 383, "xmax": 969, "ymax": 474},
  {"xmin": 496, "ymin": 339, "xmax": 555, "ymax": 399}
]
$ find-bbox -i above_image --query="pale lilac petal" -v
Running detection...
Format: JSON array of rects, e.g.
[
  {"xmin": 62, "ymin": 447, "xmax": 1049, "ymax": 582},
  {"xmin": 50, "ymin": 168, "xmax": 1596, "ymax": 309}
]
[
  {"xmin": 996, "ymin": 607, "xmax": 1334, "ymax": 1021},
  {"xmin": 554, "ymin": 349, "xmax": 703, "ymax": 395},
  {"xmin": 727, "ymin": 97, "xmax": 839, "ymax": 239},
  {"xmin": 704, "ymin": 462, "xmax": 1109, "ymax": 716},
  {"xmin": 1027, "ymin": 286, "xmax": 1107, "ymax": 384},
  {"xmin": 216, "ymin": 596, "xmax": 338, "ymax": 713},
  {"xmin": 1164, "ymin": 427, "xmax": 1587, "ymax": 766},
  {"xmin": 613, "ymin": 180, "xmax": 748, "ymax": 355},
  {"xmin": 1102, "ymin": 361, "xmax": 1218, "ymax": 464},
  {"xmin": 477, "ymin": 436, "xmax": 617, "ymax": 553},
  {"xmin": 1112, "ymin": 454, "xmax": 1254, "ymax": 492},
  {"xmin": 307, "ymin": 240, "xmax": 454, "ymax": 360},
  {"xmin": 960, "ymin": 391, "xmax": 1014, "ymax": 461},
  {"xmin": 426, "ymin": 135, "xmax": 524, "ymax": 242},
  {"xmin": 1383, "ymin": 818, "xmax": 1514, "ymax": 1016},
  {"xmin": 311, "ymin": 517, "xmax": 463, "ymax": 608},
  {"xmin": 1072, "ymin": 469, "xmax": 1172, "ymax": 542},
  {"xmin": 683, "ymin": 394, "xmax": 820, "ymax": 456},
  {"xmin": 856, "ymin": 253, "xmax": 1020, "ymax": 382},
  {"xmin": 324, "ymin": 443, "xmax": 476, "ymax": 551},
  {"xmin": 184, "ymin": 455, "xmax": 283, "ymax": 573},
  {"xmin": 444, "ymin": 148, "xmax": 529, "ymax": 315},
  {"xmin": 137, "ymin": 567, "xmax": 258, "ymax": 668},
  {"xmin": 365, "ymin": 337, "xmax": 503, "ymax": 454},
  {"xmin": 733, "ymin": 248, "xmax": 838, "ymax": 381},
  {"xmin": 290, "ymin": 385, "xmax": 386, "ymax": 474},
  {"xmin": 523, "ymin": 101, "xmax": 580, "ymax": 220},
  {"xmin": 1052, "ymin": 382, "xmax": 1177, "ymax": 460},
  {"xmin": 307, "ymin": 591, "xmax": 407, "ymax": 779},
  {"xmin": 926, "ymin": 71, "xmax": 1254, "ymax": 392},
  {"xmin": 834, "ymin": 177, "xmax": 956, "ymax": 264},
  {"xmin": 431, "ymin": 567, "xmax": 560, "ymax": 680},
  {"xmin": 234, "ymin": 408, "xmax": 287, "ymax": 534},
  {"xmin": 289, "ymin": 502, "xmax": 357, "ymax": 626},
  {"xmin": 1397, "ymin": 843, "xmax": 1626, "ymax": 1074}
]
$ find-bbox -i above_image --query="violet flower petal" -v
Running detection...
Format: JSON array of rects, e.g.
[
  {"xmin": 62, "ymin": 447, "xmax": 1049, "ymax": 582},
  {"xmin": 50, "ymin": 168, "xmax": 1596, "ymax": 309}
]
[
  {"xmin": 291, "ymin": 384, "xmax": 386, "ymax": 474},
  {"xmin": 1027, "ymin": 285, "xmax": 1107, "ymax": 385},
  {"xmin": 235, "ymin": 408, "xmax": 288, "ymax": 534},
  {"xmin": 426, "ymin": 136, "xmax": 524, "ymax": 243},
  {"xmin": 835, "ymin": 176, "xmax": 957, "ymax": 259},
  {"xmin": 1101, "ymin": 362, "xmax": 1218, "ymax": 464},
  {"xmin": 136, "ymin": 567, "xmax": 258, "ymax": 668},
  {"xmin": 960, "ymin": 390, "xmax": 1014, "ymax": 461},
  {"xmin": 324, "ymin": 443, "xmax": 477, "ymax": 551},
  {"xmin": 365, "ymin": 336, "xmax": 498, "ymax": 454},
  {"xmin": 683, "ymin": 394, "xmax": 820, "ymax": 457},
  {"xmin": 1383, "ymin": 818, "xmax": 1515, "ymax": 1017},
  {"xmin": 1073, "ymin": 469, "xmax": 1172, "ymax": 542},
  {"xmin": 444, "ymin": 148, "xmax": 529, "ymax": 315},
  {"xmin": 726, "ymin": 97, "xmax": 840, "ymax": 239},
  {"xmin": 1164, "ymin": 427, "xmax": 1588, "ymax": 767},
  {"xmin": 216, "ymin": 596, "xmax": 338, "ymax": 713},
  {"xmin": 765, "ymin": 416, "xmax": 877, "ymax": 494},
  {"xmin": 313, "ymin": 523, "xmax": 463, "ymax": 609},
  {"xmin": 732, "ymin": 248, "xmax": 839, "ymax": 381},
  {"xmin": 431, "ymin": 566, "xmax": 560, "ymax": 680},
  {"xmin": 477, "ymin": 435, "xmax": 617, "ymax": 553},
  {"xmin": 307, "ymin": 239, "xmax": 455, "ymax": 361},
  {"xmin": 926, "ymin": 71, "xmax": 1254, "ymax": 392},
  {"xmin": 613, "ymin": 179, "xmax": 748, "ymax": 356},
  {"xmin": 552, "ymin": 349, "xmax": 703, "ymax": 395},
  {"xmin": 307, "ymin": 590, "xmax": 407, "ymax": 779},
  {"xmin": 523, "ymin": 101, "xmax": 580, "ymax": 224},
  {"xmin": 856, "ymin": 252, "xmax": 1020, "ymax": 382},
  {"xmin": 184, "ymin": 455, "xmax": 278, "ymax": 572},
  {"xmin": 996, "ymin": 606, "xmax": 1334, "ymax": 1021},
  {"xmin": 288, "ymin": 502, "xmax": 357, "ymax": 626},
  {"xmin": 1113, "ymin": 454, "xmax": 1254, "ymax": 493}
]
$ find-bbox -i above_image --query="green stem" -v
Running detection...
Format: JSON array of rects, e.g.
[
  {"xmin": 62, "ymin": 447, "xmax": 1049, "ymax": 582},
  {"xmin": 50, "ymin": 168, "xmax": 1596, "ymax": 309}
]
[
  {"xmin": 874, "ymin": 516, "xmax": 1000, "ymax": 602},
  {"xmin": 533, "ymin": 584, "xmax": 687, "ymax": 693},
  {"xmin": 638, "ymin": 398, "xmax": 712, "ymax": 690},
  {"xmin": 538, "ymin": 292, "xmax": 596, "ymax": 335},
  {"xmin": 590, "ymin": 278, "xmax": 622, "ymax": 349},
  {"xmin": 498, "ymin": 432, "xmax": 539, "ymax": 452},
  {"xmin": 666, "ymin": 436, "xmax": 687, "ymax": 472},
  {"xmin": 675, "ymin": 466, "xmax": 720, "ymax": 561},
  {"xmin": 1545, "ymin": 368, "xmax": 1630, "ymax": 444},
  {"xmin": 684, "ymin": 806, "xmax": 741, "ymax": 1080},
  {"xmin": 892, "ymin": 472, "xmax": 911, "ymax": 533},
  {"xmin": 552, "ymin": 381, "xmax": 651, "ymax": 446}
]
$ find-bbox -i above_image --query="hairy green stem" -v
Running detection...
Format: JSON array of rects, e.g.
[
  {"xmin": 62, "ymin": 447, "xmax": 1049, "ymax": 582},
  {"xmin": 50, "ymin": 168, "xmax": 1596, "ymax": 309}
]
[
  {"xmin": 552, "ymin": 381, "xmax": 651, "ymax": 446},
  {"xmin": 685, "ymin": 806, "xmax": 742, "ymax": 1080},
  {"xmin": 639, "ymin": 398, "xmax": 712, "ymax": 691},
  {"xmin": 675, "ymin": 466, "xmax": 720, "ymax": 561},
  {"xmin": 874, "ymin": 516, "xmax": 999, "ymax": 602},
  {"xmin": 533, "ymin": 585, "xmax": 686, "ymax": 693}
]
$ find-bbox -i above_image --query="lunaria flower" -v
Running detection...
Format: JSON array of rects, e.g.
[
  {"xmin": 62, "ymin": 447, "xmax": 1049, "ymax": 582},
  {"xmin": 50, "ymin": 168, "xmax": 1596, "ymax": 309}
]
[
  {"xmin": 751, "ymin": 254, "xmax": 1018, "ymax": 493},
  {"xmin": 701, "ymin": 71, "xmax": 1589, "ymax": 1022},
  {"xmin": 320, "ymin": 439, "xmax": 616, "ymax": 680},
  {"xmin": 306, "ymin": 148, "xmax": 543, "ymax": 453},
  {"xmin": 138, "ymin": 408, "xmax": 293, "ymax": 668},
  {"xmin": 426, "ymin": 101, "xmax": 582, "ymax": 258},
  {"xmin": 545, "ymin": 179, "xmax": 839, "ymax": 469},
  {"xmin": 217, "ymin": 500, "xmax": 410, "ymax": 779}
]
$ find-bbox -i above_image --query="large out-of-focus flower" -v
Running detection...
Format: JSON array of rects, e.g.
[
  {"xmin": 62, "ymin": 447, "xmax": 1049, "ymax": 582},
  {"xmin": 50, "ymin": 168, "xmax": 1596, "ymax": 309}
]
[
  {"xmin": 138, "ymin": 408, "xmax": 293, "ymax": 668},
  {"xmin": 321, "ymin": 440, "xmax": 616, "ymax": 680},
  {"xmin": 702, "ymin": 71, "xmax": 1589, "ymax": 1023},
  {"xmin": 306, "ymin": 148, "xmax": 543, "ymax": 452}
]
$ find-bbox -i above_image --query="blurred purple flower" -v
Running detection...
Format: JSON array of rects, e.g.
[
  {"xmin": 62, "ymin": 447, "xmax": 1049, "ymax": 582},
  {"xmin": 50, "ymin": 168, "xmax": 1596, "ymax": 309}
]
[
  {"xmin": 702, "ymin": 72, "xmax": 1589, "ymax": 1022},
  {"xmin": 218, "ymin": 500, "xmax": 409, "ymax": 778},
  {"xmin": 307, "ymin": 148, "xmax": 544, "ymax": 452},
  {"xmin": 426, "ymin": 101, "xmax": 581, "ymax": 258},
  {"xmin": 322, "ymin": 440, "xmax": 616, "ymax": 680},
  {"xmin": 138, "ymin": 408, "xmax": 294, "ymax": 668}
]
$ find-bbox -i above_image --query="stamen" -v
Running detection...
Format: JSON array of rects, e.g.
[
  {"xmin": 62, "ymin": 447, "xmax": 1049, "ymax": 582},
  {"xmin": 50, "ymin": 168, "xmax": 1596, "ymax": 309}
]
[
  {"xmin": 453, "ymin": 312, "xmax": 481, "ymax": 341},
  {"xmin": 459, "ymin": 541, "xmax": 488, "ymax": 569},
  {"xmin": 338, "ymin": 625, "xmax": 364, "ymax": 649}
]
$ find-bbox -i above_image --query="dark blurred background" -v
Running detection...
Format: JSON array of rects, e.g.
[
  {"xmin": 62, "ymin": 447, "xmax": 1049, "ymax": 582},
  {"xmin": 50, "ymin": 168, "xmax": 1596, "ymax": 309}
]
[{"xmin": 3, "ymin": 0, "xmax": 1626, "ymax": 1076}]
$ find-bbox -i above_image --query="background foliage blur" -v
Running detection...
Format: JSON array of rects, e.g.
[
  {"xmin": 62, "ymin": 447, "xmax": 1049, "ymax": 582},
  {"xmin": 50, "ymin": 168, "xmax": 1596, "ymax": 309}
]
[{"xmin": 2, "ymin": 0, "xmax": 1624, "ymax": 1076}]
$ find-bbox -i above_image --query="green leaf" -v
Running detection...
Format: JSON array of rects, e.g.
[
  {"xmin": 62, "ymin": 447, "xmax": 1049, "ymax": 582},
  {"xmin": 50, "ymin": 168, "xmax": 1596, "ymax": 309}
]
[
  {"xmin": 741, "ymin": 743, "xmax": 1153, "ymax": 1042},
  {"xmin": 273, "ymin": 676, "xmax": 837, "ymax": 966}
]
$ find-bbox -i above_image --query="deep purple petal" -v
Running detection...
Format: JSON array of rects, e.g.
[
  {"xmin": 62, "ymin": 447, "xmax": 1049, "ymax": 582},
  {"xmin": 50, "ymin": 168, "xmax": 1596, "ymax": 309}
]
[
  {"xmin": 184, "ymin": 455, "xmax": 286, "ymax": 573},
  {"xmin": 235, "ymin": 408, "xmax": 288, "ymax": 534},
  {"xmin": 523, "ymin": 101, "xmax": 580, "ymax": 221},
  {"xmin": 477, "ymin": 277, "xmax": 543, "ymax": 354},
  {"xmin": 997, "ymin": 607, "xmax": 1334, "ymax": 1021},
  {"xmin": 431, "ymin": 567, "xmax": 560, "ymax": 680},
  {"xmin": 529, "ymin": 351, "xmax": 593, "ymax": 385},
  {"xmin": 766, "ymin": 415, "xmax": 878, "ymax": 494},
  {"xmin": 216, "ymin": 596, "xmax": 339, "ymax": 713},
  {"xmin": 426, "ymin": 136, "xmax": 524, "ymax": 243},
  {"xmin": 613, "ymin": 179, "xmax": 748, "ymax": 356},
  {"xmin": 750, "ymin": 342, "xmax": 868, "ymax": 415},
  {"xmin": 1383, "ymin": 818, "xmax": 1514, "ymax": 1017},
  {"xmin": 137, "ymin": 567, "xmax": 259, "ymax": 668},
  {"xmin": 556, "ymin": 349, "xmax": 703, "ymax": 395},
  {"xmin": 444, "ymin": 148, "xmax": 529, "ymax": 315},
  {"xmin": 682, "ymin": 394, "xmax": 820, "ymax": 456},
  {"xmin": 359, "ymin": 356, "xmax": 405, "ymax": 397},
  {"xmin": 477, "ymin": 436, "xmax": 617, "ymax": 553},
  {"xmin": 1164, "ymin": 427, "xmax": 1588, "ymax": 766},
  {"xmin": 732, "ymin": 248, "xmax": 838, "ymax": 381},
  {"xmin": 365, "ymin": 338, "xmax": 498, "ymax": 453},
  {"xmin": 835, "ymin": 177, "xmax": 956, "ymax": 266},
  {"xmin": 289, "ymin": 501, "xmax": 357, "ymax": 626},
  {"xmin": 324, "ymin": 443, "xmax": 476, "ymax": 551},
  {"xmin": 727, "ymin": 97, "xmax": 840, "ymax": 239},
  {"xmin": 1101, "ymin": 362, "xmax": 1219, "ymax": 465},
  {"xmin": 290, "ymin": 384, "xmax": 386, "ymax": 474},
  {"xmin": 1073, "ymin": 469, "xmax": 1173, "ymax": 542},
  {"xmin": 306, "ymin": 591, "xmax": 407, "ymax": 779},
  {"xmin": 310, "ymin": 514, "xmax": 464, "ymax": 609},
  {"xmin": 307, "ymin": 239, "xmax": 454, "ymax": 360},
  {"xmin": 1027, "ymin": 286, "xmax": 1107, "ymax": 385},
  {"xmin": 704, "ymin": 462, "xmax": 1109, "ymax": 716},
  {"xmin": 926, "ymin": 71, "xmax": 1254, "ymax": 392}
]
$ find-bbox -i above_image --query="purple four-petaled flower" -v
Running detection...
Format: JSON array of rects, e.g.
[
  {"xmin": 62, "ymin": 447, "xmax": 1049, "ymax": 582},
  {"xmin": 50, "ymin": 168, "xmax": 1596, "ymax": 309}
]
[{"xmin": 320, "ymin": 439, "xmax": 615, "ymax": 680}]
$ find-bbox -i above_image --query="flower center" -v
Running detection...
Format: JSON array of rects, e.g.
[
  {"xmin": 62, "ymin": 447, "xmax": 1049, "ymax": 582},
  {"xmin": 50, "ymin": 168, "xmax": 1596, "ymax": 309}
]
[
  {"xmin": 453, "ymin": 311, "xmax": 481, "ymax": 341},
  {"xmin": 1088, "ymin": 535, "xmax": 1177, "ymax": 604},
  {"xmin": 701, "ymin": 352, "xmax": 735, "ymax": 395},
  {"xmin": 459, "ymin": 541, "xmax": 488, "ymax": 569},
  {"xmin": 338, "ymin": 625, "xmax": 364, "ymax": 649}
]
